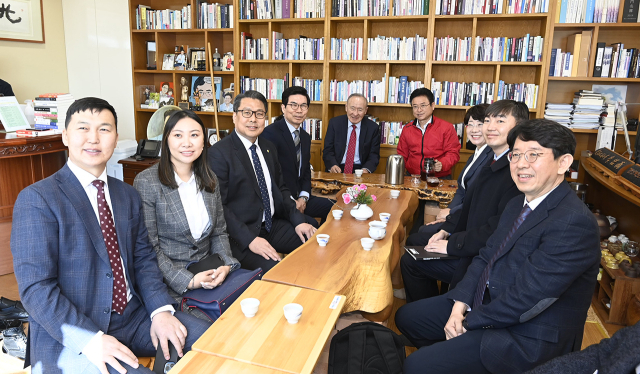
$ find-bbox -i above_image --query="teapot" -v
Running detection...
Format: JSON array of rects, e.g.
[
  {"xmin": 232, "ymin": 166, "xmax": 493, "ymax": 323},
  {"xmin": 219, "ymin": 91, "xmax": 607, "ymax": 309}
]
[
  {"xmin": 368, "ymin": 221, "xmax": 387, "ymax": 240},
  {"xmin": 592, "ymin": 209, "xmax": 617, "ymax": 238},
  {"xmin": 421, "ymin": 157, "xmax": 435, "ymax": 181}
]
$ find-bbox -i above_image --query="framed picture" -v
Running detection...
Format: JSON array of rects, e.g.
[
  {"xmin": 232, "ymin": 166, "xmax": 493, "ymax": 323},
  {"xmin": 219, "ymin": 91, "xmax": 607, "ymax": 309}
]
[
  {"xmin": 158, "ymin": 82, "xmax": 175, "ymax": 107},
  {"xmin": 0, "ymin": 0, "xmax": 45, "ymax": 43},
  {"xmin": 162, "ymin": 54, "xmax": 175, "ymax": 70},
  {"xmin": 592, "ymin": 85, "xmax": 628, "ymax": 105},
  {"xmin": 219, "ymin": 91, "xmax": 234, "ymax": 112},
  {"xmin": 174, "ymin": 45, "xmax": 187, "ymax": 70},
  {"xmin": 146, "ymin": 41, "xmax": 156, "ymax": 70},
  {"xmin": 188, "ymin": 48, "xmax": 206, "ymax": 71},
  {"xmin": 207, "ymin": 128, "xmax": 229, "ymax": 146},
  {"xmin": 190, "ymin": 76, "xmax": 214, "ymax": 108}
]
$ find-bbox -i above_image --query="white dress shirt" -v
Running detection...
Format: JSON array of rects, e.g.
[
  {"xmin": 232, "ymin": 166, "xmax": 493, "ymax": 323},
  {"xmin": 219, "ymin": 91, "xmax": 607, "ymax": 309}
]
[
  {"xmin": 460, "ymin": 144, "xmax": 487, "ymax": 189},
  {"xmin": 237, "ymin": 134, "xmax": 275, "ymax": 222},
  {"xmin": 340, "ymin": 120, "xmax": 362, "ymax": 165},
  {"xmin": 416, "ymin": 116, "xmax": 432, "ymax": 135},
  {"xmin": 286, "ymin": 120, "xmax": 309, "ymax": 200},
  {"xmin": 175, "ymin": 172, "xmax": 210, "ymax": 240}
]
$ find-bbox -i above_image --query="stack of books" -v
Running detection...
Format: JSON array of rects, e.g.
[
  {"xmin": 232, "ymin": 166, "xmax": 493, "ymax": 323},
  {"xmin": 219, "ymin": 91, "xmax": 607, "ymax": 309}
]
[
  {"xmin": 198, "ymin": 2, "xmax": 234, "ymax": 28},
  {"xmin": 593, "ymin": 43, "xmax": 640, "ymax": 78},
  {"xmin": 301, "ymin": 118, "xmax": 323, "ymax": 140},
  {"xmin": 388, "ymin": 76, "xmax": 424, "ymax": 104},
  {"xmin": 430, "ymin": 78, "xmax": 495, "ymax": 106},
  {"xmin": 497, "ymin": 81, "xmax": 538, "ymax": 109},
  {"xmin": 474, "ymin": 35, "xmax": 544, "ymax": 62},
  {"xmin": 331, "ymin": 0, "xmax": 428, "ymax": 17},
  {"xmin": 240, "ymin": 76, "xmax": 288, "ymax": 99},
  {"xmin": 294, "ymin": 0, "xmax": 325, "ymax": 17},
  {"xmin": 330, "ymin": 38, "xmax": 364, "ymax": 60},
  {"xmin": 292, "ymin": 77, "xmax": 323, "ymax": 101},
  {"xmin": 544, "ymin": 103, "xmax": 573, "ymax": 127},
  {"xmin": 136, "ymin": 5, "xmax": 191, "ymax": 29},
  {"xmin": 33, "ymin": 93, "xmax": 75, "ymax": 133},
  {"xmin": 436, "ymin": 0, "xmax": 504, "ymax": 15},
  {"xmin": 549, "ymin": 31, "xmax": 592, "ymax": 77},
  {"xmin": 241, "ymin": 32, "xmax": 269, "ymax": 60},
  {"xmin": 572, "ymin": 91, "xmax": 605, "ymax": 129},
  {"xmin": 369, "ymin": 117, "xmax": 406, "ymax": 145},
  {"xmin": 272, "ymin": 33, "xmax": 324, "ymax": 60},
  {"xmin": 329, "ymin": 76, "xmax": 387, "ymax": 103},
  {"xmin": 433, "ymin": 36, "xmax": 472, "ymax": 61},
  {"xmin": 367, "ymin": 35, "xmax": 427, "ymax": 61},
  {"xmin": 557, "ymin": 0, "xmax": 620, "ymax": 23}
]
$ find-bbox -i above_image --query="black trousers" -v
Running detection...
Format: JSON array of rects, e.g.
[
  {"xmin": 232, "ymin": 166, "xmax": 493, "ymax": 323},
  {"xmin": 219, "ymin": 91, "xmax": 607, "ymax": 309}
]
[
  {"xmin": 400, "ymin": 251, "xmax": 458, "ymax": 303},
  {"xmin": 303, "ymin": 195, "xmax": 334, "ymax": 225},
  {"xmin": 240, "ymin": 218, "xmax": 304, "ymax": 274},
  {"xmin": 395, "ymin": 294, "xmax": 490, "ymax": 374}
]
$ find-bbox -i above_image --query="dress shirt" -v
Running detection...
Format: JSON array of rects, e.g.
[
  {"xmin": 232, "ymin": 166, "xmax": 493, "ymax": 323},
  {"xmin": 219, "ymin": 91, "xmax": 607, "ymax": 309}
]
[
  {"xmin": 417, "ymin": 116, "xmax": 432, "ymax": 135},
  {"xmin": 340, "ymin": 121, "xmax": 362, "ymax": 165},
  {"xmin": 524, "ymin": 184, "xmax": 558, "ymax": 211},
  {"xmin": 494, "ymin": 148, "xmax": 510, "ymax": 161},
  {"xmin": 67, "ymin": 161, "xmax": 174, "ymax": 356},
  {"xmin": 175, "ymin": 172, "xmax": 210, "ymax": 240},
  {"xmin": 286, "ymin": 120, "xmax": 309, "ymax": 199},
  {"xmin": 461, "ymin": 144, "xmax": 488, "ymax": 189},
  {"xmin": 237, "ymin": 134, "xmax": 275, "ymax": 222}
]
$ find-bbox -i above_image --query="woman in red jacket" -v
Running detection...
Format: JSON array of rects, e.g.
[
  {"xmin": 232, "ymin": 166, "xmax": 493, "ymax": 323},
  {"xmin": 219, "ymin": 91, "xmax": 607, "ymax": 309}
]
[{"xmin": 397, "ymin": 88, "xmax": 461, "ymax": 178}]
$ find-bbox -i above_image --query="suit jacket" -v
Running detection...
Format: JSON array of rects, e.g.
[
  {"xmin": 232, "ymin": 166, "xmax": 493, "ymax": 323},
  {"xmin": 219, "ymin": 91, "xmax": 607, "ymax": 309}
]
[
  {"xmin": 441, "ymin": 153, "xmax": 523, "ymax": 285},
  {"xmin": 447, "ymin": 145, "xmax": 492, "ymax": 214},
  {"xmin": 208, "ymin": 131, "xmax": 306, "ymax": 261},
  {"xmin": 10, "ymin": 164, "xmax": 174, "ymax": 373},
  {"xmin": 133, "ymin": 164, "xmax": 240, "ymax": 302},
  {"xmin": 261, "ymin": 119, "xmax": 311, "ymax": 198},
  {"xmin": 447, "ymin": 182, "xmax": 601, "ymax": 373},
  {"xmin": 322, "ymin": 114, "xmax": 381, "ymax": 172}
]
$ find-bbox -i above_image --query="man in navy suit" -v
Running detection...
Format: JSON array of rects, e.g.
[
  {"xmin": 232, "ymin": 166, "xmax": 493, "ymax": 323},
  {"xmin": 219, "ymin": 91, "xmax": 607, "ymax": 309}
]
[
  {"xmin": 10, "ymin": 98, "xmax": 210, "ymax": 374},
  {"xmin": 322, "ymin": 93, "xmax": 381, "ymax": 173},
  {"xmin": 396, "ymin": 119, "xmax": 601, "ymax": 373},
  {"xmin": 262, "ymin": 86, "xmax": 333, "ymax": 225}
]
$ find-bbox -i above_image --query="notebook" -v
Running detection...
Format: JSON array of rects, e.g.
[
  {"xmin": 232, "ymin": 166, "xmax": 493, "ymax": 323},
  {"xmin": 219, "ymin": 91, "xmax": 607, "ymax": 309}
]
[{"xmin": 404, "ymin": 246, "xmax": 459, "ymax": 261}]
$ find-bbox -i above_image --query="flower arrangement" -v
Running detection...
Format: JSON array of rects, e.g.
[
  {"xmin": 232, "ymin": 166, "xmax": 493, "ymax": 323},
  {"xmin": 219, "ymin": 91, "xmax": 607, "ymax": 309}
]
[{"xmin": 342, "ymin": 184, "xmax": 377, "ymax": 206}]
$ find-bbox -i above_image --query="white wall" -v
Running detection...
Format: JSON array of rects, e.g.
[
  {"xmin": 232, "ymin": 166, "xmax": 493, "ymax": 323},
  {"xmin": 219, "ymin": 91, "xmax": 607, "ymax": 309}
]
[{"xmin": 61, "ymin": 0, "xmax": 135, "ymax": 140}]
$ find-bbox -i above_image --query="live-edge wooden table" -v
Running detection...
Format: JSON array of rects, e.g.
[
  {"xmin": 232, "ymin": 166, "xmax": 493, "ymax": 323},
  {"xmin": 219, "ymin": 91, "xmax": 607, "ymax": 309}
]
[{"xmin": 170, "ymin": 351, "xmax": 291, "ymax": 374}]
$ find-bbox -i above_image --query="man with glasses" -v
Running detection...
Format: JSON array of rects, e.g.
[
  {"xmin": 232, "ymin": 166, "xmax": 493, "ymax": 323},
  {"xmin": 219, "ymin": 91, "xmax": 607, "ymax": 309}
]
[
  {"xmin": 208, "ymin": 91, "xmax": 317, "ymax": 273},
  {"xmin": 323, "ymin": 93, "xmax": 381, "ymax": 173},
  {"xmin": 396, "ymin": 119, "xmax": 600, "ymax": 374},
  {"xmin": 262, "ymin": 86, "xmax": 333, "ymax": 225},
  {"xmin": 397, "ymin": 88, "xmax": 461, "ymax": 179}
]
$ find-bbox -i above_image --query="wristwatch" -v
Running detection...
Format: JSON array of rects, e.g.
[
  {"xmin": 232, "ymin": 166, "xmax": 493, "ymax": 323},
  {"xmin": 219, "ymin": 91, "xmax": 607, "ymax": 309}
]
[
  {"xmin": 462, "ymin": 318, "xmax": 469, "ymax": 331},
  {"xmin": 300, "ymin": 196, "xmax": 309, "ymax": 202}
]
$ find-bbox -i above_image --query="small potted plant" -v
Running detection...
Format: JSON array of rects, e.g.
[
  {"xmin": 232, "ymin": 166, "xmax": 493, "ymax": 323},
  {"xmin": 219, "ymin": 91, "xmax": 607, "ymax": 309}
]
[{"xmin": 342, "ymin": 184, "xmax": 377, "ymax": 221}]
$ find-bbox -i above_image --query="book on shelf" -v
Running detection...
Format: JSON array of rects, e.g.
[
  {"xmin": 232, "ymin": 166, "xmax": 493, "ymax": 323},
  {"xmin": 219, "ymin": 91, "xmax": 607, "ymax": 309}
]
[
  {"xmin": 330, "ymin": 38, "xmax": 364, "ymax": 60},
  {"xmin": 301, "ymin": 118, "xmax": 323, "ymax": 140},
  {"xmin": 433, "ymin": 36, "xmax": 472, "ymax": 61},
  {"xmin": 272, "ymin": 33, "xmax": 325, "ymax": 60},
  {"xmin": 292, "ymin": 77, "xmax": 324, "ymax": 101},
  {"xmin": 136, "ymin": 5, "xmax": 191, "ymax": 30},
  {"xmin": 16, "ymin": 129, "xmax": 60, "ymax": 137},
  {"xmin": 593, "ymin": 43, "xmax": 640, "ymax": 78},
  {"xmin": 474, "ymin": 35, "xmax": 544, "ymax": 62},
  {"xmin": 240, "ymin": 0, "xmax": 304, "ymax": 19},
  {"xmin": 430, "ymin": 78, "xmax": 495, "ymax": 106},
  {"xmin": 549, "ymin": 31, "xmax": 592, "ymax": 77},
  {"xmin": 240, "ymin": 75, "xmax": 289, "ymax": 99},
  {"xmin": 329, "ymin": 76, "xmax": 387, "ymax": 103},
  {"xmin": 331, "ymin": 0, "xmax": 428, "ymax": 17},
  {"xmin": 559, "ymin": 0, "xmax": 619, "ymax": 23},
  {"xmin": 198, "ymin": 2, "xmax": 234, "ymax": 28},
  {"xmin": 368, "ymin": 117, "xmax": 406, "ymax": 145},
  {"xmin": 294, "ymin": 0, "xmax": 325, "ymax": 17},
  {"xmin": 497, "ymin": 81, "xmax": 538, "ymax": 109},
  {"xmin": 507, "ymin": 0, "xmax": 550, "ymax": 13},
  {"xmin": 622, "ymin": 0, "xmax": 640, "ymax": 22},
  {"xmin": 388, "ymin": 77, "xmax": 425, "ymax": 104},
  {"xmin": 367, "ymin": 35, "xmax": 427, "ymax": 61},
  {"xmin": 33, "ymin": 93, "xmax": 74, "ymax": 130},
  {"xmin": 241, "ymin": 32, "xmax": 269, "ymax": 60},
  {"xmin": 436, "ymin": 0, "xmax": 508, "ymax": 15}
]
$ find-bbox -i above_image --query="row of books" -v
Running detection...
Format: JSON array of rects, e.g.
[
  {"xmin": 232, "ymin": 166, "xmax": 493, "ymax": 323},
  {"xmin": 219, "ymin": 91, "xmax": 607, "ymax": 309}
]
[
  {"xmin": 198, "ymin": 2, "xmax": 234, "ymax": 29},
  {"xmin": 549, "ymin": 31, "xmax": 592, "ymax": 77},
  {"xmin": 498, "ymin": 81, "xmax": 538, "ymax": 108},
  {"xmin": 369, "ymin": 117, "xmax": 406, "ymax": 145},
  {"xmin": 594, "ymin": 43, "xmax": 640, "ymax": 78},
  {"xmin": 433, "ymin": 37, "xmax": 472, "ymax": 61},
  {"xmin": 240, "ymin": 76, "xmax": 288, "ymax": 99},
  {"xmin": 272, "ymin": 34, "xmax": 325, "ymax": 60},
  {"xmin": 328, "ymin": 76, "xmax": 387, "ymax": 103},
  {"xmin": 507, "ymin": 0, "xmax": 550, "ymax": 13},
  {"xmin": 557, "ymin": 0, "xmax": 620, "ymax": 23},
  {"xmin": 330, "ymin": 38, "xmax": 364, "ymax": 60},
  {"xmin": 622, "ymin": 0, "xmax": 640, "ymax": 22},
  {"xmin": 474, "ymin": 35, "xmax": 544, "ymax": 62},
  {"xmin": 300, "ymin": 118, "xmax": 323, "ymax": 140},
  {"xmin": 388, "ymin": 76, "xmax": 425, "ymax": 104},
  {"xmin": 135, "ymin": 5, "xmax": 191, "ymax": 30},
  {"xmin": 241, "ymin": 33, "xmax": 269, "ymax": 60},
  {"xmin": 435, "ymin": 0, "xmax": 503, "ymax": 14},
  {"xmin": 292, "ymin": 77, "xmax": 324, "ymax": 101},
  {"xmin": 293, "ymin": 0, "xmax": 326, "ymax": 17},
  {"xmin": 367, "ymin": 35, "xmax": 428, "ymax": 61},
  {"xmin": 430, "ymin": 79, "xmax": 496, "ymax": 106},
  {"xmin": 32, "ymin": 93, "xmax": 75, "ymax": 133},
  {"xmin": 240, "ymin": 0, "xmax": 283, "ymax": 19},
  {"xmin": 331, "ymin": 0, "xmax": 429, "ymax": 17}
]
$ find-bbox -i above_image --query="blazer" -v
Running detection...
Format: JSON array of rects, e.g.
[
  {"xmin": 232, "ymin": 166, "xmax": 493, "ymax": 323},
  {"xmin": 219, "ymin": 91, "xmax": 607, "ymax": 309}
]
[
  {"xmin": 10, "ymin": 164, "xmax": 174, "ymax": 373},
  {"xmin": 322, "ymin": 114, "xmax": 381, "ymax": 172},
  {"xmin": 261, "ymin": 118, "xmax": 311, "ymax": 199},
  {"xmin": 447, "ymin": 145, "xmax": 492, "ymax": 214},
  {"xmin": 208, "ymin": 131, "xmax": 306, "ymax": 261},
  {"xmin": 447, "ymin": 182, "xmax": 601, "ymax": 373},
  {"xmin": 133, "ymin": 164, "xmax": 240, "ymax": 302}
]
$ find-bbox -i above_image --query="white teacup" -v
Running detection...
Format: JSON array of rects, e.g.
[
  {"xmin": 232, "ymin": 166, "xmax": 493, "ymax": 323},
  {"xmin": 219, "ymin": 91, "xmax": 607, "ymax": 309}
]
[
  {"xmin": 317, "ymin": 234, "xmax": 330, "ymax": 246},
  {"xmin": 379, "ymin": 213, "xmax": 391, "ymax": 223},
  {"xmin": 283, "ymin": 303, "xmax": 303, "ymax": 324},
  {"xmin": 368, "ymin": 221, "xmax": 387, "ymax": 240},
  {"xmin": 390, "ymin": 190, "xmax": 400, "ymax": 199},
  {"xmin": 240, "ymin": 298, "xmax": 260, "ymax": 318},
  {"xmin": 361, "ymin": 238, "xmax": 375, "ymax": 251},
  {"xmin": 332, "ymin": 210, "xmax": 343, "ymax": 220},
  {"xmin": 355, "ymin": 169, "xmax": 363, "ymax": 177}
]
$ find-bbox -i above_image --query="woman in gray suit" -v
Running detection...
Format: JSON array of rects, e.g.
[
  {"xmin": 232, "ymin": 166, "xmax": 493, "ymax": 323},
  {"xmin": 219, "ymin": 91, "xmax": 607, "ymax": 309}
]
[{"xmin": 134, "ymin": 110, "xmax": 239, "ymax": 320}]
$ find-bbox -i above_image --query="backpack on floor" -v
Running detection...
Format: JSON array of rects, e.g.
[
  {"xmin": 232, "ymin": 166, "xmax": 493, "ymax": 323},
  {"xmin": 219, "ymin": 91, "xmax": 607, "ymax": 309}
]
[{"xmin": 328, "ymin": 322, "xmax": 406, "ymax": 374}]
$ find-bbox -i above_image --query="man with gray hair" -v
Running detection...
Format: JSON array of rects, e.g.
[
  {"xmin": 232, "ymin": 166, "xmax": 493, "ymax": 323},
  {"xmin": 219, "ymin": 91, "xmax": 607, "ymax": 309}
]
[{"xmin": 322, "ymin": 93, "xmax": 381, "ymax": 173}]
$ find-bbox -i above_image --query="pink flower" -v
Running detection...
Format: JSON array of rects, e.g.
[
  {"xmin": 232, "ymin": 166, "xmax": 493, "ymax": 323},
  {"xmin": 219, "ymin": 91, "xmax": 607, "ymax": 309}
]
[
  {"xmin": 342, "ymin": 193, "xmax": 352, "ymax": 204},
  {"xmin": 360, "ymin": 184, "xmax": 367, "ymax": 190},
  {"xmin": 371, "ymin": 195, "xmax": 377, "ymax": 202}
]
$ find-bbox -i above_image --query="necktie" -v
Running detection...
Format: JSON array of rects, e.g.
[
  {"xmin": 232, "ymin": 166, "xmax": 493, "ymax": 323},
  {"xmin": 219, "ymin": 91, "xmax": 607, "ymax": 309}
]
[
  {"xmin": 293, "ymin": 129, "xmax": 301, "ymax": 175},
  {"xmin": 344, "ymin": 124, "xmax": 357, "ymax": 174},
  {"xmin": 250, "ymin": 144, "xmax": 272, "ymax": 232},
  {"xmin": 92, "ymin": 180, "xmax": 128, "ymax": 314},
  {"xmin": 472, "ymin": 204, "xmax": 532, "ymax": 309},
  {"xmin": 491, "ymin": 158, "xmax": 497, "ymax": 165}
]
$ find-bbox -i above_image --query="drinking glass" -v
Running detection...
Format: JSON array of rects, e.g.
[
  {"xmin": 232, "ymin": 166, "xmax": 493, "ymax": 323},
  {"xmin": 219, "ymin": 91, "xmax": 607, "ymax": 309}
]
[{"xmin": 625, "ymin": 241, "xmax": 639, "ymax": 257}]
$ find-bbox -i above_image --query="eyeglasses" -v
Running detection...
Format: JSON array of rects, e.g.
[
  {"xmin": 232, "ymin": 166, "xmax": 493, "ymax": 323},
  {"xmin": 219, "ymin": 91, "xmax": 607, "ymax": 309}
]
[
  {"xmin": 348, "ymin": 106, "xmax": 365, "ymax": 113},
  {"xmin": 507, "ymin": 151, "xmax": 546, "ymax": 163},
  {"xmin": 286, "ymin": 103, "xmax": 309, "ymax": 111},
  {"xmin": 237, "ymin": 109, "xmax": 266, "ymax": 119}
]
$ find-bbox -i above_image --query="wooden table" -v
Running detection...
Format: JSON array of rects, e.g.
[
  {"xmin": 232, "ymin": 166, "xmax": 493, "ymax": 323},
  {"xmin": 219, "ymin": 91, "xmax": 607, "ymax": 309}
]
[
  {"xmin": 192, "ymin": 280, "xmax": 345, "ymax": 374},
  {"xmin": 170, "ymin": 352, "xmax": 290, "ymax": 374},
  {"xmin": 118, "ymin": 157, "xmax": 160, "ymax": 185},
  {"xmin": 311, "ymin": 171, "xmax": 457, "ymax": 208},
  {"xmin": 263, "ymin": 187, "xmax": 419, "ymax": 321}
]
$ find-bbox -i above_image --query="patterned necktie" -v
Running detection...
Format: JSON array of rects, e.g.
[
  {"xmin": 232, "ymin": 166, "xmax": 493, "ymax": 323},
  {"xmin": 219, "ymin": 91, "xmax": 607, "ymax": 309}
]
[
  {"xmin": 344, "ymin": 124, "xmax": 358, "ymax": 174},
  {"xmin": 293, "ymin": 129, "xmax": 301, "ymax": 175},
  {"xmin": 92, "ymin": 180, "xmax": 128, "ymax": 314},
  {"xmin": 472, "ymin": 204, "xmax": 532, "ymax": 309},
  {"xmin": 250, "ymin": 144, "xmax": 272, "ymax": 232}
]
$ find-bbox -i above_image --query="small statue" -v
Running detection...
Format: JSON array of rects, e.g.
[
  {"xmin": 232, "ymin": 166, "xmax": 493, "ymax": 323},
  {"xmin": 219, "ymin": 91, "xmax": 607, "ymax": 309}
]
[{"xmin": 180, "ymin": 77, "xmax": 189, "ymax": 102}]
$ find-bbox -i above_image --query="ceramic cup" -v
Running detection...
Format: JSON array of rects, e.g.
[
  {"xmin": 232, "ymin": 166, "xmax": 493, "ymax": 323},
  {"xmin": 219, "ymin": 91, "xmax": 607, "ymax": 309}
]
[
  {"xmin": 379, "ymin": 213, "xmax": 391, "ymax": 223},
  {"xmin": 368, "ymin": 221, "xmax": 387, "ymax": 240},
  {"xmin": 317, "ymin": 234, "xmax": 330, "ymax": 247},
  {"xmin": 283, "ymin": 303, "xmax": 303, "ymax": 324},
  {"xmin": 390, "ymin": 190, "xmax": 400, "ymax": 199},
  {"xmin": 355, "ymin": 169, "xmax": 364, "ymax": 177},
  {"xmin": 240, "ymin": 298, "xmax": 260, "ymax": 318},
  {"xmin": 332, "ymin": 210, "xmax": 343, "ymax": 220},
  {"xmin": 361, "ymin": 238, "xmax": 375, "ymax": 251}
]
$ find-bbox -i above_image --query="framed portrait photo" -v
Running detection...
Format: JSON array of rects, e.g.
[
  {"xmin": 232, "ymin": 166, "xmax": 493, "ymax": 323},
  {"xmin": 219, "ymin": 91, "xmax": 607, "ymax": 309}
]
[{"xmin": 0, "ymin": 0, "xmax": 44, "ymax": 43}]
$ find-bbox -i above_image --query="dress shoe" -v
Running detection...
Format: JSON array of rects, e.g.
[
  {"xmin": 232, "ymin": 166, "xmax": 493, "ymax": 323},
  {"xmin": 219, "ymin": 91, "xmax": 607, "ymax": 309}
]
[
  {"xmin": 0, "ymin": 297, "xmax": 25, "ymax": 312},
  {"xmin": 0, "ymin": 307, "xmax": 28, "ymax": 322},
  {"xmin": 2, "ymin": 326, "xmax": 27, "ymax": 359}
]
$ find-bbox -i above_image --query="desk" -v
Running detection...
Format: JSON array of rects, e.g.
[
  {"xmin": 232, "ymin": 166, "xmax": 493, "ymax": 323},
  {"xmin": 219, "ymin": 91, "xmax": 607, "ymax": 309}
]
[
  {"xmin": 193, "ymin": 280, "xmax": 345, "ymax": 374},
  {"xmin": 311, "ymin": 171, "xmax": 457, "ymax": 208},
  {"xmin": 170, "ymin": 352, "xmax": 290, "ymax": 374},
  {"xmin": 118, "ymin": 157, "xmax": 159, "ymax": 185},
  {"xmin": 264, "ymin": 187, "xmax": 419, "ymax": 321},
  {"xmin": 0, "ymin": 134, "xmax": 66, "ymax": 275}
]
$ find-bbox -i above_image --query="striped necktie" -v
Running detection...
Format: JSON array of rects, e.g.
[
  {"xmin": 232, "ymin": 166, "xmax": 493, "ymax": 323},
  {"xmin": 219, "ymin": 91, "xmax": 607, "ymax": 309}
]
[
  {"xmin": 293, "ymin": 129, "xmax": 301, "ymax": 174},
  {"xmin": 250, "ymin": 144, "xmax": 272, "ymax": 232}
]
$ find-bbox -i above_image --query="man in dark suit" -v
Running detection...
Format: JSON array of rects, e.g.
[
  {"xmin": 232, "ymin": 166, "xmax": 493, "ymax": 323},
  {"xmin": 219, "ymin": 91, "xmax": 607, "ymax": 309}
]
[
  {"xmin": 208, "ymin": 90, "xmax": 317, "ymax": 273},
  {"xmin": 10, "ymin": 98, "xmax": 210, "ymax": 374},
  {"xmin": 395, "ymin": 119, "xmax": 601, "ymax": 373},
  {"xmin": 322, "ymin": 93, "xmax": 381, "ymax": 173},
  {"xmin": 262, "ymin": 86, "xmax": 333, "ymax": 225},
  {"xmin": 401, "ymin": 100, "xmax": 529, "ymax": 302}
]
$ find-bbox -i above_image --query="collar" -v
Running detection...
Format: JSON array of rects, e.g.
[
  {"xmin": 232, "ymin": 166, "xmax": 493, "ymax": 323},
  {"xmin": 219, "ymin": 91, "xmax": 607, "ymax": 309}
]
[
  {"xmin": 474, "ymin": 144, "xmax": 488, "ymax": 157},
  {"xmin": 285, "ymin": 120, "xmax": 300, "ymax": 134},
  {"xmin": 416, "ymin": 116, "xmax": 432, "ymax": 130},
  {"xmin": 67, "ymin": 160, "xmax": 108, "ymax": 188},
  {"xmin": 525, "ymin": 184, "xmax": 560, "ymax": 211},
  {"xmin": 174, "ymin": 171, "xmax": 196, "ymax": 187},
  {"xmin": 348, "ymin": 120, "xmax": 361, "ymax": 129},
  {"xmin": 494, "ymin": 148, "xmax": 510, "ymax": 161},
  {"xmin": 237, "ymin": 132, "xmax": 259, "ymax": 150}
]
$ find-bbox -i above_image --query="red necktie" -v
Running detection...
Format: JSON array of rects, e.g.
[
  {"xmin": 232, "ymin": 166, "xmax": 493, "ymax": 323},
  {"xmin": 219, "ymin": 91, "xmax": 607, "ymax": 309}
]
[
  {"xmin": 344, "ymin": 124, "xmax": 357, "ymax": 174},
  {"xmin": 92, "ymin": 180, "xmax": 128, "ymax": 314}
]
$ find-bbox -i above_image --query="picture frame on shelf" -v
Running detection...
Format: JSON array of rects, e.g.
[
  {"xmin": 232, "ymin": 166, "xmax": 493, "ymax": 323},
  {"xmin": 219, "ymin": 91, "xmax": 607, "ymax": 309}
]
[
  {"xmin": 162, "ymin": 54, "xmax": 175, "ymax": 70},
  {"xmin": 221, "ymin": 52, "xmax": 234, "ymax": 71},
  {"xmin": 0, "ymin": 0, "xmax": 45, "ymax": 43},
  {"xmin": 139, "ymin": 85, "xmax": 156, "ymax": 108},
  {"xmin": 146, "ymin": 41, "xmax": 156, "ymax": 70},
  {"xmin": 592, "ymin": 85, "xmax": 628, "ymax": 105},
  {"xmin": 174, "ymin": 45, "xmax": 188, "ymax": 70},
  {"xmin": 159, "ymin": 82, "xmax": 175, "ymax": 107},
  {"xmin": 188, "ymin": 48, "xmax": 206, "ymax": 71},
  {"xmin": 219, "ymin": 91, "xmax": 234, "ymax": 112},
  {"xmin": 207, "ymin": 128, "xmax": 229, "ymax": 146},
  {"xmin": 191, "ymin": 76, "xmax": 215, "ymax": 110}
]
